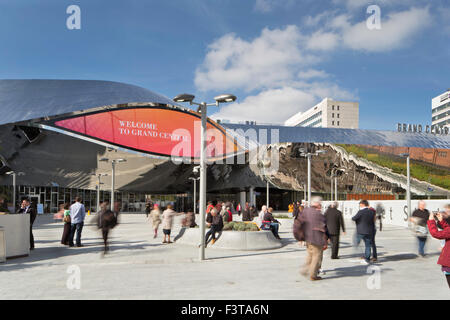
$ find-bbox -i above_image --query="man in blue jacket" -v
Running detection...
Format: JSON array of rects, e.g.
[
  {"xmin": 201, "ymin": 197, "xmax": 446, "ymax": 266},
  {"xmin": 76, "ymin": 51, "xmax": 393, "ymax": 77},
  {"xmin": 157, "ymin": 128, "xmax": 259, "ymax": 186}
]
[{"xmin": 352, "ymin": 199, "xmax": 376, "ymax": 264}]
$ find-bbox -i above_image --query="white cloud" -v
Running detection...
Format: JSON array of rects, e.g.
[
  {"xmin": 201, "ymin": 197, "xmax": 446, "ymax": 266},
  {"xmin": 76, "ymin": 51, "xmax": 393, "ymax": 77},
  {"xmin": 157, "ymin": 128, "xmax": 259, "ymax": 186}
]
[
  {"xmin": 306, "ymin": 30, "xmax": 340, "ymax": 51},
  {"xmin": 340, "ymin": 7, "xmax": 432, "ymax": 52},
  {"xmin": 212, "ymin": 83, "xmax": 356, "ymax": 124},
  {"xmin": 297, "ymin": 69, "xmax": 329, "ymax": 80},
  {"xmin": 195, "ymin": 5, "xmax": 432, "ymax": 123},
  {"xmin": 195, "ymin": 26, "xmax": 318, "ymax": 92},
  {"xmin": 253, "ymin": 0, "xmax": 295, "ymax": 13}
]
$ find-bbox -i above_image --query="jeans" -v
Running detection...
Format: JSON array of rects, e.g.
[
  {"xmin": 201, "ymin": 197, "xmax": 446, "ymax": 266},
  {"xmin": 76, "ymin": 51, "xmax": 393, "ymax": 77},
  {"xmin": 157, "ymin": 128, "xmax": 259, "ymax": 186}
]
[
  {"xmin": 205, "ymin": 225, "xmax": 220, "ymax": 244},
  {"xmin": 69, "ymin": 222, "xmax": 84, "ymax": 246},
  {"xmin": 356, "ymin": 234, "xmax": 373, "ymax": 262},
  {"xmin": 417, "ymin": 236, "xmax": 427, "ymax": 256},
  {"xmin": 270, "ymin": 222, "xmax": 279, "ymax": 238}
]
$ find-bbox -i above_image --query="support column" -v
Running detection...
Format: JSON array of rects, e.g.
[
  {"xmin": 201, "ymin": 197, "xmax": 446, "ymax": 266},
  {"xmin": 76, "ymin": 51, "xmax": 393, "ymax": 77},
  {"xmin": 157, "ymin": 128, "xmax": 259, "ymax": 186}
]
[
  {"xmin": 249, "ymin": 186, "xmax": 255, "ymax": 207},
  {"xmin": 239, "ymin": 190, "xmax": 246, "ymax": 211}
]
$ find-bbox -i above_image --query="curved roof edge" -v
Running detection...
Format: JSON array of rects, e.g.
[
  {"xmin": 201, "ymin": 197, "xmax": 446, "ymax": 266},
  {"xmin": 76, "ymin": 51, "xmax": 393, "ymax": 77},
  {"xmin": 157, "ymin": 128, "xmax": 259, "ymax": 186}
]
[
  {"xmin": 0, "ymin": 79, "xmax": 179, "ymax": 126},
  {"xmin": 222, "ymin": 123, "xmax": 450, "ymax": 149}
]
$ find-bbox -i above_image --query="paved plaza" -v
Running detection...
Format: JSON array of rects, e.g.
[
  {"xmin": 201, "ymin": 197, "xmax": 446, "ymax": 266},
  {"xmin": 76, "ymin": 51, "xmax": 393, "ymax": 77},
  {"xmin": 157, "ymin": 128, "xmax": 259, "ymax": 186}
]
[{"xmin": 1, "ymin": 213, "xmax": 449, "ymax": 299}]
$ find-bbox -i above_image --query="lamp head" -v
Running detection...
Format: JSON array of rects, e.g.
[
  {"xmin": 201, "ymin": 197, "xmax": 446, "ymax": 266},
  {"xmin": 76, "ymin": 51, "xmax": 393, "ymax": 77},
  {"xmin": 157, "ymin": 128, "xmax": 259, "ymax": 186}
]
[
  {"xmin": 173, "ymin": 94, "xmax": 195, "ymax": 103},
  {"xmin": 399, "ymin": 153, "xmax": 410, "ymax": 158},
  {"xmin": 214, "ymin": 94, "xmax": 237, "ymax": 104}
]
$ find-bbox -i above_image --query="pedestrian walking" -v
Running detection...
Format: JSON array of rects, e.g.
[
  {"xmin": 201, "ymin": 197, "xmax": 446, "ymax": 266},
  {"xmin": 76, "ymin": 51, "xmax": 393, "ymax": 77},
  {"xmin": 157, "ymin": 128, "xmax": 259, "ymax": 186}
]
[
  {"xmin": 17, "ymin": 198, "xmax": 37, "ymax": 250},
  {"xmin": 161, "ymin": 204, "xmax": 184, "ymax": 244},
  {"xmin": 352, "ymin": 200, "xmax": 376, "ymax": 264},
  {"xmin": 68, "ymin": 197, "xmax": 86, "ymax": 247},
  {"xmin": 150, "ymin": 204, "xmax": 162, "ymax": 238},
  {"xmin": 97, "ymin": 201, "xmax": 118, "ymax": 254},
  {"xmin": 204, "ymin": 208, "xmax": 223, "ymax": 247},
  {"xmin": 324, "ymin": 202, "xmax": 346, "ymax": 259},
  {"xmin": 375, "ymin": 203, "xmax": 384, "ymax": 231},
  {"xmin": 427, "ymin": 206, "xmax": 450, "ymax": 288},
  {"xmin": 299, "ymin": 197, "xmax": 328, "ymax": 281},
  {"xmin": 60, "ymin": 203, "xmax": 71, "ymax": 245},
  {"xmin": 236, "ymin": 202, "xmax": 241, "ymax": 216},
  {"xmin": 368, "ymin": 206, "xmax": 378, "ymax": 262},
  {"xmin": 145, "ymin": 201, "xmax": 152, "ymax": 218},
  {"xmin": 410, "ymin": 200, "xmax": 430, "ymax": 257}
]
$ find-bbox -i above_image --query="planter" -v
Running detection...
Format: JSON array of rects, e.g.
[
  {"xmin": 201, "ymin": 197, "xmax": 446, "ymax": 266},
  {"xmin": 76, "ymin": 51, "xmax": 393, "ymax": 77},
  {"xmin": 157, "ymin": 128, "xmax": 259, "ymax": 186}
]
[{"xmin": 175, "ymin": 227, "xmax": 282, "ymax": 251}]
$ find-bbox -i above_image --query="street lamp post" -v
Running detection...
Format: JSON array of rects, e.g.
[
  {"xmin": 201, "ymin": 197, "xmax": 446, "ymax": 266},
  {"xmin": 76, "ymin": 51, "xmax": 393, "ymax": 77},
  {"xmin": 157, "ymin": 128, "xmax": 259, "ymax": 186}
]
[
  {"xmin": 92, "ymin": 173, "xmax": 108, "ymax": 213},
  {"xmin": 174, "ymin": 93, "xmax": 236, "ymax": 261},
  {"xmin": 298, "ymin": 149, "xmax": 327, "ymax": 207},
  {"xmin": 6, "ymin": 171, "xmax": 25, "ymax": 212},
  {"xmin": 400, "ymin": 153, "xmax": 411, "ymax": 220},
  {"xmin": 99, "ymin": 158, "xmax": 127, "ymax": 211},
  {"xmin": 331, "ymin": 167, "xmax": 346, "ymax": 202}
]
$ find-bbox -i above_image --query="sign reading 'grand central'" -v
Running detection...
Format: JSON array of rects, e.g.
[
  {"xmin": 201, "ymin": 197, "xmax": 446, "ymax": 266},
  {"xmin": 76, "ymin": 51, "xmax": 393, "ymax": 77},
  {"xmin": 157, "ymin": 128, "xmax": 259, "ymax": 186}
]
[{"xmin": 40, "ymin": 106, "xmax": 241, "ymax": 161}]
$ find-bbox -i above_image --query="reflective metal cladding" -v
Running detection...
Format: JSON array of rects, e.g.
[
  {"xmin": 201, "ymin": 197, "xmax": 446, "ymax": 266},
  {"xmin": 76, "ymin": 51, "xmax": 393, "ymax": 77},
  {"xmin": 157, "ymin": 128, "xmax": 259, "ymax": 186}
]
[{"xmin": 0, "ymin": 79, "xmax": 177, "ymax": 126}]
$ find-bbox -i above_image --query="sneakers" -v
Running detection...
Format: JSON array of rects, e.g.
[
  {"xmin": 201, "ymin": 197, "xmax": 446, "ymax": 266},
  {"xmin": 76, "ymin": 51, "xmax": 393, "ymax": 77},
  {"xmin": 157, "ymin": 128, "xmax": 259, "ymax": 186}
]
[
  {"xmin": 211, "ymin": 239, "xmax": 216, "ymax": 245},
  {"xmin": 360, "ymin": 260, "xmax": 369, "ymax": 265},
  {"xmin": 310, "ymin": 276, "xmax": 323, "ymax": 281}
]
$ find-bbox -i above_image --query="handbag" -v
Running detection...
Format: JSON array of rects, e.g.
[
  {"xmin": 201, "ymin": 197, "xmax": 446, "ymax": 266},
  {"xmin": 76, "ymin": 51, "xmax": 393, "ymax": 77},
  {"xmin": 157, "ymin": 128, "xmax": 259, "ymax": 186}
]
[
  {"xmin": 63, "ymin": 215, "xmax": 71, "ymax": 223},
  {"xmin": 293, "ymin": 215, "xmax": 305, "ymax": 241},
  {"xmin": 260, "ymin": 221, "xmax": 271, "ymax": 230}
]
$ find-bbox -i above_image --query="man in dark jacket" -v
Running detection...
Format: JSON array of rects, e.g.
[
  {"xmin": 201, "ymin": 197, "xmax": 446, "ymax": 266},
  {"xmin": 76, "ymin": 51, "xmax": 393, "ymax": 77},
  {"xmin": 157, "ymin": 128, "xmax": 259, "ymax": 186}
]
[
  {"xmin": 205, "ymin": 208, "xmax": 223, "ymax": 247},
  {"xmin": 17, "ymin": 198, "xmax": 37, "ymax": 250},
  {"xmin": 325, "ymin": 202, "xmax": 346, "ymax": 259},
  {"xmin": 352, "ymin": 199, "xmax": 376, "ymax": 264},
  {"xmin": 263, "ymin": 207, "xmax": 281, "ymax": 239},
  {"xmin": 300, "ymin": 197, "xmax": 328, "ymax": 281}
]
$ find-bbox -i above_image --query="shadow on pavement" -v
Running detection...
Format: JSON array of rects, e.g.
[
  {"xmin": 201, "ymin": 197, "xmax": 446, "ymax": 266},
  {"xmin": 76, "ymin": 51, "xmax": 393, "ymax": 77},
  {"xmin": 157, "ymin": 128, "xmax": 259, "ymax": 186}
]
[
  {"xmin": 207, "ymin": 248, "xmax": 304, "ymax": 260},
  {"xmin": 323, "ymin": 264, "xmax": 393, "ymax": 280},
  {"xmin": 1, "ymin": 240, "xmax": 164, "ymax": 271}
]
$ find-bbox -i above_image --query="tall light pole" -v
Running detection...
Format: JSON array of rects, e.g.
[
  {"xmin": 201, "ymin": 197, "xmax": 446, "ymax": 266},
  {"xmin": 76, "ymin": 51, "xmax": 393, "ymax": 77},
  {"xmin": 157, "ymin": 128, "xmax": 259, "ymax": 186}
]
[
  {"xmin": 6, "ymin": 171, "xmax": 25, "ymax": 212},
  {"xmin": 400, "ymin": 153, "xmax": 411, "ymax": 220},
  {"xmin": 100, "ymin": 158, "xmax": 126, "ymax": 211},
  {"xmin": 331, "ymin": 167, "xmax": 346, "ymax": 202},
  {"xmin": 92, "ymin": 173, "xmax": 108, "ymax": 213},
  {"xmin": 174, "ymin": 93, "xmax": 236, "ymax": 261},
  {"xmin": 298, "ymin": 148, "xmax": 327, "ymax": 207},
  {"xmin": 189, "ymin": 176, "xmax": 200, "ymax": 214}
]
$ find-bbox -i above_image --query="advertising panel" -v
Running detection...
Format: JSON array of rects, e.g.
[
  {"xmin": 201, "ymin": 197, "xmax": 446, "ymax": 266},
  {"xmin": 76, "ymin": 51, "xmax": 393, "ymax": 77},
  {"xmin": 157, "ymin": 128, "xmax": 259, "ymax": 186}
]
[{"xmin": 40, "ymin": 106, "xmax": 241, "ymax": 161}]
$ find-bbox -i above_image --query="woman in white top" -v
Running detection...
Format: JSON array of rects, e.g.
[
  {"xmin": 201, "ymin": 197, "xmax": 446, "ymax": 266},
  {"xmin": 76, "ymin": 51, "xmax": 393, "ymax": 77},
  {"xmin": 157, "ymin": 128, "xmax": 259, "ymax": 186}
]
[{"xmin": 255, "ymin": 205, "xmax": 268, "ymax": 227}]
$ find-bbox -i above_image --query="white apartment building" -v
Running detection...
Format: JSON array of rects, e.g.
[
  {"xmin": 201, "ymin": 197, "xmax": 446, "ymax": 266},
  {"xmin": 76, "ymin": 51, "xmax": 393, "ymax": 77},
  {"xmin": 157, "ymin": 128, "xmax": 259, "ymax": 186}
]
[
  {"xmin": 284, "ymin": 98, "xmax": 359, "ymax": 129},
  {"xmin": 432, "ymin": 89, "xmax": 450, "ymax": 130}
]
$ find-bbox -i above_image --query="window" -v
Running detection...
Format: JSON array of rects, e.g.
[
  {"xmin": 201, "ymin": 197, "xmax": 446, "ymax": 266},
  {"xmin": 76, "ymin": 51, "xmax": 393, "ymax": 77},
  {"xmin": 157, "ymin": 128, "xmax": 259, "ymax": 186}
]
[
  {"xmin": 337, "ymin": 113, "xmax": 340, "ymax": 118},
  {"xmin": 332, "ymin": 105, "xmax": 334, "ymax": 110},
  {"xmin": 337, "ymin": 106, "xmax": 340, "ymax": 110},
  {"xmin": 337, "ymin": 121, "xmax": 340, "ymax": 126},
  {"xmin": 332, "ymin": 113, "xmax": 334, "ymax": 118},
  {"xmin": 332, "ymin": 121, "xmax": 335, "ymax": 126}
]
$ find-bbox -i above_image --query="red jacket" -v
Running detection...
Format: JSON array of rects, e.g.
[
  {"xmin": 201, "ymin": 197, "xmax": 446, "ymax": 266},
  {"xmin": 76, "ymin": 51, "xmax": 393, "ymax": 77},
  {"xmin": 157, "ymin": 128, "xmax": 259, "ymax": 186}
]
[{"xmin": 427, "ymin": 219, "xmax": 450, "ymax": 267}]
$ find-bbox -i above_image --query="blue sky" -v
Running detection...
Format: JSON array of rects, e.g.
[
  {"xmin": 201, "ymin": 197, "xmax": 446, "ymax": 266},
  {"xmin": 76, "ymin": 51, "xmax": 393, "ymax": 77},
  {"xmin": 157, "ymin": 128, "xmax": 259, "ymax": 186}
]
[{"xmin": 0, "ymin": 0, "xmax": 449, "ymax": 130}]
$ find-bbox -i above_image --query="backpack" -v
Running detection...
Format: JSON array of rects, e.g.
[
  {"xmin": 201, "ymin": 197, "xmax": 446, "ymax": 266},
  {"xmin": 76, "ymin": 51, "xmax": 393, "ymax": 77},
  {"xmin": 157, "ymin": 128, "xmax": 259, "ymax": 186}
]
[{"xmin": 293, "ymin": 213, "xmax": 305, "ymax": 241}]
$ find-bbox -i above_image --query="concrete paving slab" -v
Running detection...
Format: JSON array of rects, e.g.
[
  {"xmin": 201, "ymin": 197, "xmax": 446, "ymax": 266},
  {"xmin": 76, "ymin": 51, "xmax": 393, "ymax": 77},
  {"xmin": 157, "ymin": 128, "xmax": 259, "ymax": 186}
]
[{"xmin": 0, "ymin": 213, "xmax": 449, "ymax": 299}]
